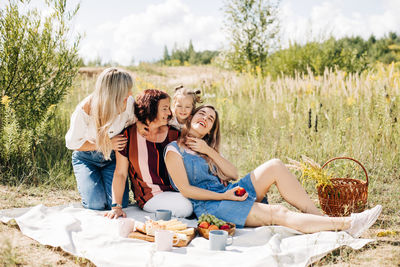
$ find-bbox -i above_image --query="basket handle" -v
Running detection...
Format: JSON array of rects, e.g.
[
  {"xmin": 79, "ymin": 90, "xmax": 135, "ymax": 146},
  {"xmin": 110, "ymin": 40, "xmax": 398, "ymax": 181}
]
[{"xmin": 321, "ymin": 157, "xmax": 368, "ymax": 186}]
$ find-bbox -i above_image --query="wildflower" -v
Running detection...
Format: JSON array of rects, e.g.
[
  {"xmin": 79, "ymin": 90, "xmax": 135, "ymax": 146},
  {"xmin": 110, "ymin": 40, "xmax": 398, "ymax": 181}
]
[
  {"xmin": 1, "ymin": 95, "xmax": 10, "ymax": 106},
  {"xmin": 346, "ymin": 96, "xmax": 355, "ymax": 106},
  {"xmin": 48, "ymin": 104, "xmax": 56, "ymax": 112},
  {"xmin": 377, "ymin": 230, "xmax": 399, "ymax": 237},
  {"xmin": 346, "ymin": 117, "xmax": 351, "ymax": 123},
  {"xmin": 255, "ymin": 66, "xmax": 261, "ymax": 75},
  {"xmin": 305, "ymin": 83, "xmax": 313, "ymax": 95}
]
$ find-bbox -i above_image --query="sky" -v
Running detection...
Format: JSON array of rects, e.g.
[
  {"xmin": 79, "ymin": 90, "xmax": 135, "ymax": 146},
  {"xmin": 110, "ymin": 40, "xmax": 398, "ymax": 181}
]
[{"xmin": 21, "ymin": 0, "xmax": 400, "ymax": 65}]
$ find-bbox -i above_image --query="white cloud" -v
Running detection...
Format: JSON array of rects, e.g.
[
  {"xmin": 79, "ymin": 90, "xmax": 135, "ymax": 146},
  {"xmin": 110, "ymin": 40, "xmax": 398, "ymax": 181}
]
[
  {"xmin": 281, "ymin": 0, "xmax": 400, "ymax": 47},
  {"xmin": 78, "ymin": 0, "xmax": 224, "ymax": 65}
]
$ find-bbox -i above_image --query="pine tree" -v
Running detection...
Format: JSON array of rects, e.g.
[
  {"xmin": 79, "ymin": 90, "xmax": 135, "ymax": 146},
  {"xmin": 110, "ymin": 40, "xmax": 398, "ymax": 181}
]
[{"xmin": 163, "ymin": 45, "xmax": 170, "ymax": 63}]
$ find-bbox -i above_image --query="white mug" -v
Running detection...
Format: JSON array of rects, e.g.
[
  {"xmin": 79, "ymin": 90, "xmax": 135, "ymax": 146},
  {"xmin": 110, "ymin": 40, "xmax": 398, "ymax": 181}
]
[
  {"xmin": 110, "ymin": 218, "xmax": 135, "ymax": 237},
  {"xmin": 155, "ymin": 230, "xmax": 180, "ymax": 251}
]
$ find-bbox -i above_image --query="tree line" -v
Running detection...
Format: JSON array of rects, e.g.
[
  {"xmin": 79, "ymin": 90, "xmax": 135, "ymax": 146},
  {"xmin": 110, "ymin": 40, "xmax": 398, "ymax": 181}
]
[
  {"xmin": 160, "ymin": 40, "xmax": 220, "ymax": 66},
  {"xmin": 158, "ymin": 33, "xmax": 400, "ymax": 77}
]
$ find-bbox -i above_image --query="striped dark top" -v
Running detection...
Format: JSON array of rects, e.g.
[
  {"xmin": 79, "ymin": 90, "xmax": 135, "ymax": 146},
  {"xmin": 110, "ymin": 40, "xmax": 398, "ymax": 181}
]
[{"xmin": 120, "ymin": 124, "xmax": 179, "ymax": 208}]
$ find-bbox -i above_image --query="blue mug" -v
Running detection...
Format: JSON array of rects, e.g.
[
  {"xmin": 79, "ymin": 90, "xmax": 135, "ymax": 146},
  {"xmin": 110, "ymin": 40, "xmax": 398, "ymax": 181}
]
[
  {"xmin": 209, "ymin": 230, "xmax": 233, "ymax": 251},
  {"xmin": 155, "ymin": 209, "xmax": 172, "ymax": 221}
]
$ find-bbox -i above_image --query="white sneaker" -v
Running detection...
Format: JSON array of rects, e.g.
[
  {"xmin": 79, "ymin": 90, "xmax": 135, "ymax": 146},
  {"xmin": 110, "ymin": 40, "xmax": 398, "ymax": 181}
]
[{"xmin": 345, "ymin": 205, "xmax": 382, "ymax": 238}]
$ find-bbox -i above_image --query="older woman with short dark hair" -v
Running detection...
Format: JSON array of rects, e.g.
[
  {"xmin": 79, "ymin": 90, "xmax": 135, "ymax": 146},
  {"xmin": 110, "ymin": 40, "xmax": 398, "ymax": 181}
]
[{"xmin": 105, "ymin": 89, "xmax": 193, "ymax": 219}]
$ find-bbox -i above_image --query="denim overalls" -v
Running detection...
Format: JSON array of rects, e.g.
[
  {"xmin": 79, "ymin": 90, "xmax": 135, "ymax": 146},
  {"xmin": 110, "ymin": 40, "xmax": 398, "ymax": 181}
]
[{"xmin": 166, "ymin": 141, "xmax": 257, "ymax": 228}]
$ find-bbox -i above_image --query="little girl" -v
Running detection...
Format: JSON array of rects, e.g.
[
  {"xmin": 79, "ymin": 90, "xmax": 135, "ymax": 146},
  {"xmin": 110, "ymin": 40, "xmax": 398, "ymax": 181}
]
[{"xmin": 169, "ymin": 85, "xmax": 202, "ymax": 131}]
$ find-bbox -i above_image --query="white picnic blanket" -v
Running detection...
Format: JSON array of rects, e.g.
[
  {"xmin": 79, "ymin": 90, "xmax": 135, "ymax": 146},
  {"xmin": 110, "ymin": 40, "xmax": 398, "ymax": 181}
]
[{"xmin": 0, "ymin": 204, "xmax": 373, "ymax": 267}]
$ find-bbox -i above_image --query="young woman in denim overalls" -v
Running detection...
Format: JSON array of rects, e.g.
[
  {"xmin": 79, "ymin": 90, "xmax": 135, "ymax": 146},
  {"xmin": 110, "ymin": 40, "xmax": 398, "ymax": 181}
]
[
  {"xmin": 65, "ymin": 68, "xmax": 134, "ymax": 210},
  {"xmin": 164, "ymin": 105, "xmax": 381, "ymax": 237}
]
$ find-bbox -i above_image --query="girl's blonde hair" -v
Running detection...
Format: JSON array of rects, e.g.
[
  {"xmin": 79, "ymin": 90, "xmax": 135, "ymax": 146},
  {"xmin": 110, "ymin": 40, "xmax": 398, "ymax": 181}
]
[
  {"xmin": 172, "ymin": 85, "xmax": 202, "ymax": 110},
  {"xmin": 178, "ymin": 105, "xmax": 230, "ymax": 181},
  {"xmin": 91, "ymin": 67, "xmax": 133, "ymax": 160}
]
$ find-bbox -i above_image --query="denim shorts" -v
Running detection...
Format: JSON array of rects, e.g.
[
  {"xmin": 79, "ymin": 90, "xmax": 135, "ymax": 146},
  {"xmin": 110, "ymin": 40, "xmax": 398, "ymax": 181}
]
[{"xmin": 193, "ymin": 173, "xmax": 257, "ymax": 228}]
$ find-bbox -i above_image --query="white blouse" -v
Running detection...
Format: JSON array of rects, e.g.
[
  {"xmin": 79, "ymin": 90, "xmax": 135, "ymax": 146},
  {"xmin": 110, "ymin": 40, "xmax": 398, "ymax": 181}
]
[{"xmin": 65, "ymin": 95, "xmax": 136, "ymax": 150}]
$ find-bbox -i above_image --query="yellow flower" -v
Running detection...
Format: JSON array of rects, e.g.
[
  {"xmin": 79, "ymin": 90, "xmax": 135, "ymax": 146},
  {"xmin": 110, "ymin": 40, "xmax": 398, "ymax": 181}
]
[
  {"xmin": 255, "ymin": 66, "xmax": 261, "ymax": 75},
  {"xmin": 346, "ymin": 96, "xmax": 355, "ymax": 106},
  {"xmin": 377, "ymin": 230, "xmax": 399, "ymax": 237},
  {"xmin": 49, "ymin": 104, "xmax": 56, "ymax": 112},
  {"xmin": 346, "ymin": 117, "xmax": 351, "ymax": 123},
  {"xmin": 1, "ymin": 95, "xmax": 10, "ymax": 106},
  {"xmin": 305, "ymin": 83, "xmax": 313, "ymax": 95}
]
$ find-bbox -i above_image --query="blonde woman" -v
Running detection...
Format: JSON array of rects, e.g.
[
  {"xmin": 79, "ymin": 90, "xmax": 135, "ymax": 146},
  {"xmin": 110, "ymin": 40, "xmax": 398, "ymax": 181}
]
[{"xmin": 66, "ymin": 68, "xmax": 135, "ymax": 210}]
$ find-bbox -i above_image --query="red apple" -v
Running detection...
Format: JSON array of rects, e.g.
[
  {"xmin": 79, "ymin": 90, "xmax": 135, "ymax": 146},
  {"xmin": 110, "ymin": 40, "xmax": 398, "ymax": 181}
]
[
  {"xmin": 235, "ymin": 187, "xmax": 246, "ymax": 196},
  {"xmin": 220, "ymin": 224, "xmax": 230, "ymax": 230}
]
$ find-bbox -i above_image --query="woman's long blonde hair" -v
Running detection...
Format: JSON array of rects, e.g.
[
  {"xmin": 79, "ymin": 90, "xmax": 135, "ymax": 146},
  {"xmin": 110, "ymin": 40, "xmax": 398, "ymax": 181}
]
[
  {"xmin": 91, "ymin": 67, "xmax": 133, "ymax": 160},
  {"xmin": 178, "ymin": 105, "xmax": 230, "ymax": 181}
]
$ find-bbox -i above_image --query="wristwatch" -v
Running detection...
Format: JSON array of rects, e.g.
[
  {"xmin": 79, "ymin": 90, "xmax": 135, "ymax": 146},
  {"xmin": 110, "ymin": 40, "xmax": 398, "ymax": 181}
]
[{"xmin": 111, "ymin": 203, "xmax": 122, "ymax": 208}]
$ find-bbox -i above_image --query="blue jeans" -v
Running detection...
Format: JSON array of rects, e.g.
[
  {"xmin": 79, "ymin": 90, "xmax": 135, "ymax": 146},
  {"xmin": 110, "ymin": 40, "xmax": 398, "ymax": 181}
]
[{"xmin": 72, "ymin": 150, "xmax": 129, "ymax": 210}]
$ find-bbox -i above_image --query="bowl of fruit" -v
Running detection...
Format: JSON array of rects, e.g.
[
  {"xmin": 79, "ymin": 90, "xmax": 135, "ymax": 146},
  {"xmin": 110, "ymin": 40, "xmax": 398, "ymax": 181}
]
[{"xmin": 197, "ymin": 213, "xmax": 236, "ymax": 239}]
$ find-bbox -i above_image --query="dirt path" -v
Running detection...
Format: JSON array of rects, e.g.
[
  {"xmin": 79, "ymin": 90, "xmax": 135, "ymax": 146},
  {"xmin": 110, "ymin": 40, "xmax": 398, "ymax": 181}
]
[{"xmin": 0, "ymin": 185, "xmax": 93, "ymax": 266}]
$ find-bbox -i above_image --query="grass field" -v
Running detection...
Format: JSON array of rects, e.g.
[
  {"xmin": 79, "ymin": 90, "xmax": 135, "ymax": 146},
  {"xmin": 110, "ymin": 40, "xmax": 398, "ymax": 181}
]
[{"xmin": 1, "ymin": 65, "xmax": 400, "ymax": 266}]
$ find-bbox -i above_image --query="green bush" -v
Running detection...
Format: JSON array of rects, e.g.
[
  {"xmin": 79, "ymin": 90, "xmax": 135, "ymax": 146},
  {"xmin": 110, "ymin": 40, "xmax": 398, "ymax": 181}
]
[
  {"xmin": 267, "ymin": 38, "xmax": 369, "ymax": 77},
  {"xmin": 0, "ymin": 0, "xmax": 81, "ymax": 185}
]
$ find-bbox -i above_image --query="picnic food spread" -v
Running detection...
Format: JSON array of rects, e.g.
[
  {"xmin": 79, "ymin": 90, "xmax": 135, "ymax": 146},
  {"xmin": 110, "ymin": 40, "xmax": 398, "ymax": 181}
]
[
  {"xmin": 128, "ymin": 219, "xmax": 196, "ymax": 247},
  {"xmin": 197, "ymin": 214, "xmax": 236, "ymax": 239}
]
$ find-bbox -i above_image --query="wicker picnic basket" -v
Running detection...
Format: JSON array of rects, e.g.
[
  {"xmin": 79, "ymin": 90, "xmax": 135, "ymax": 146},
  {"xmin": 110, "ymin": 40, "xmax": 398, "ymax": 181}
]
[{"xmin": 317, "ymin": 157, "xmax": 368, "ymax": 217}]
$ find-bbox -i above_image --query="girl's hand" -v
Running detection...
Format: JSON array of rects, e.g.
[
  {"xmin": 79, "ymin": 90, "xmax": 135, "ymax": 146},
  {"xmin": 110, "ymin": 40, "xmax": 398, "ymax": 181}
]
[
  {"xmin": 223, "ymin": 187, "xmax": 248, "ymax": 201},
  {"xmin": 186, "ymin": 137, "xmax": 211, "ymax": 155},
  {"xmin": 111, "ymin": 135, "xmax": 128, "ymax": 151},
  {"xmin": 104, "ymin": 208, "xmax": 126, "ymax": 219}
]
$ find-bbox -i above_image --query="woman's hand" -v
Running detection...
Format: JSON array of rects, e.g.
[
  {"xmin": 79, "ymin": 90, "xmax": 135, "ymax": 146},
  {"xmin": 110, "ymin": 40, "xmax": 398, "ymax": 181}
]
[
  {"xmin": 111, "ymin": 135, "xmax": 128, "ymax": 151},
  {"xmin": 222, "ymin": 187, "xmax": 248, "ymax": 201},
  {"xmin": 104, "ymin": 208, "xmax": 126, "ymax": 219},
  {"xmin": 186, "ymin": 137, "xmax": 211, "ymax": 155}
]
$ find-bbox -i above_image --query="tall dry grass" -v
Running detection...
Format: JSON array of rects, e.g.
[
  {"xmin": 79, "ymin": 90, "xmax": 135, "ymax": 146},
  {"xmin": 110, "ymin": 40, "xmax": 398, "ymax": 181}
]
[
  {"xmin": 2, "ymin": 64, "xmax": 400, "ymax": 265},
  {"xmin": 38, "ymin": 64, "xmax": 400, "ymax": 223}
]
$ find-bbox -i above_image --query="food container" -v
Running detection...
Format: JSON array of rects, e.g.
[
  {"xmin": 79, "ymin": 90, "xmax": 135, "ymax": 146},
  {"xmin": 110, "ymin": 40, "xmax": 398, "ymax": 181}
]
[{"xmin": 197, "ymin": 222, "xmax": 236, "ymax": 239}]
